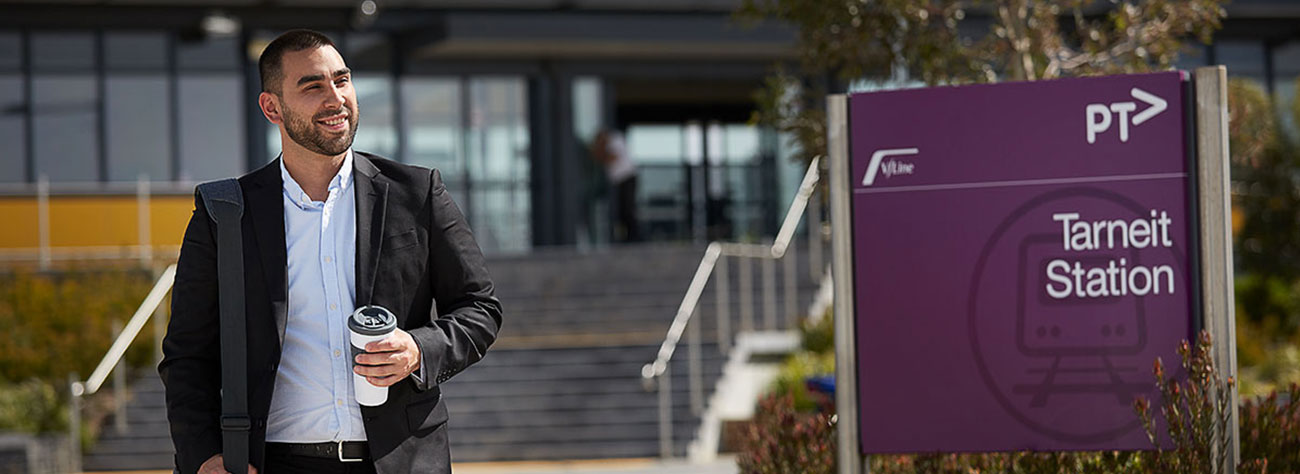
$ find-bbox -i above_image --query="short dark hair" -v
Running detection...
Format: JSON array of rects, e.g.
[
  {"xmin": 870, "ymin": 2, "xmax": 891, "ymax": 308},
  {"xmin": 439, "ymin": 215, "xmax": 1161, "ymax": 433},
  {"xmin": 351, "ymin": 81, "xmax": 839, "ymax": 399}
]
[{"xmin": 258, "ymin": 29, "xmax": 337, "ymax": 95}]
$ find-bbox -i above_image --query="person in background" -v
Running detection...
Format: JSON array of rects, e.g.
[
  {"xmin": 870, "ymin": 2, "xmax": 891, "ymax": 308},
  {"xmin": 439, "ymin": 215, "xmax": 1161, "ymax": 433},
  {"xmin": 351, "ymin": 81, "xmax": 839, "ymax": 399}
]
[{"xmin": 591, "ymin": 128, "xmax": 641, "ymax": 242}]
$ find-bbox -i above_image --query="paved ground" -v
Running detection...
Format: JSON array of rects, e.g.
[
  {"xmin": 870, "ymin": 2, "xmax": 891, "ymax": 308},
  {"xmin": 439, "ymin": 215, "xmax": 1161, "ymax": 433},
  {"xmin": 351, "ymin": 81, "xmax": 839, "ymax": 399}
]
[
  {"xmin": 83, "ymin": 457, "xmax": 741, "ymax": 474},
  {"xmin": 453, "ymin": 456, "xmax": 739, "ymax": 474}
]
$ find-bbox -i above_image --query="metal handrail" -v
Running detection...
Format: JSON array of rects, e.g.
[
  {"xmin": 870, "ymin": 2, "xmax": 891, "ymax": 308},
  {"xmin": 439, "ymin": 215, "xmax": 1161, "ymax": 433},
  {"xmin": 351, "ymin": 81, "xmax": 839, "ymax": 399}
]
[
  {"xmin": 72, "ymin": 263, "xmax": 177, "ymax": 397},
  {"xmin": 66, "ymin": 263, "xmax": 176, "ymax": 473},
  {"xmin": 639, "ymin": 156, "xmax": 822, "ymax": 458}
]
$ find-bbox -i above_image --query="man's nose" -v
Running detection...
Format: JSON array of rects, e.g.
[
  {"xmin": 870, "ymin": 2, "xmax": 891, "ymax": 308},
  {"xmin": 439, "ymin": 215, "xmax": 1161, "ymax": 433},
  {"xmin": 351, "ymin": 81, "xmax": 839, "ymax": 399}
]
[{"xmin": 324, "ymin": 84, "xmax": 346, "ymax": 108}]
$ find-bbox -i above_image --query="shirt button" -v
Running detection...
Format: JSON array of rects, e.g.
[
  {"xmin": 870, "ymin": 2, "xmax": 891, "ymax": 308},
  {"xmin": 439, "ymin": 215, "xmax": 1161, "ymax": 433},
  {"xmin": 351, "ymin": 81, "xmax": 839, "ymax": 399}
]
[
  {"xmin": 330, "ymin": 303, "xmax": 338, "ymax": 310},
  {"xmin": 334, "ymin": 349, "xmax": 342, "ymax": 357},
  {"xmin": 336, "ymin": 399, "xmax": 344, "ymax": 406},
  {"xmin": 324, "ymin": 256, "xmax": 333, "ymax": 263}
]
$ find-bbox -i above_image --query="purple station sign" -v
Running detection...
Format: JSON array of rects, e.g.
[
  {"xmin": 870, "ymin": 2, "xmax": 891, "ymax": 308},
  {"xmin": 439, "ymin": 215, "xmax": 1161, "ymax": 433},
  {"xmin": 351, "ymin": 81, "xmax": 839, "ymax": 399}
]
[{"xmin": 849, "ymin": 72, "xmax": 1194, "ymax": 453}]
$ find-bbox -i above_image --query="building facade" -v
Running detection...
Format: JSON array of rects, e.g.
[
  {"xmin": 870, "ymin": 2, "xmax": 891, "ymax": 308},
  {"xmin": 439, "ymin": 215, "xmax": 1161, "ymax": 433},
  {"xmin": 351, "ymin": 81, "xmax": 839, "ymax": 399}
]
[{"xmin": 1, "ymin": 0, "xmax": 1297, "ymax": 259}]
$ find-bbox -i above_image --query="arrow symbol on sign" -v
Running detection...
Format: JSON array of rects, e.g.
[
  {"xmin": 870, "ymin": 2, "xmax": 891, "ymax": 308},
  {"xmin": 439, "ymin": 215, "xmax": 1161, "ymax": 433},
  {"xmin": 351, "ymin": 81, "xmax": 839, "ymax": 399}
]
[{"xmin": 1130, "ymin": 87, "xmax": 1166, "ymax": 126}]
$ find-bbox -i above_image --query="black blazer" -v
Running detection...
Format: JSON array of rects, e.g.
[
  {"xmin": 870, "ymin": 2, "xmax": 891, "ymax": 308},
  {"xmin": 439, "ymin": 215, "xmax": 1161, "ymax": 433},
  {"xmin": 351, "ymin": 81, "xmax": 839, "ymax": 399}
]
[{"xmin": 159, "ymin": 152, "xmax": 502, "ymax": 474}]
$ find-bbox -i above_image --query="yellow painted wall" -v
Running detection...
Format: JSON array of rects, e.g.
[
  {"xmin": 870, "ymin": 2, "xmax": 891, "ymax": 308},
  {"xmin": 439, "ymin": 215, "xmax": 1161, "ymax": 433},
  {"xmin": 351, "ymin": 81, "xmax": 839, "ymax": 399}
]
[{"xmin": 0, "ymin": 196, "xmax": 195, "ymax": 249}]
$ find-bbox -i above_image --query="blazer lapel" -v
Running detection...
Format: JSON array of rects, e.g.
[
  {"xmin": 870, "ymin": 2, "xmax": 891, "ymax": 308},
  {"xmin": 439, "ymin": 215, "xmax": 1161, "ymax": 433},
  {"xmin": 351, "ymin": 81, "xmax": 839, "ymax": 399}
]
[
  {"xmin": 247, "ymin": 158, "xmax": 289, "ymax": 345},
  {"xmin": 354, "ymin": 153, "xmax": 388, "ymax": 308}
]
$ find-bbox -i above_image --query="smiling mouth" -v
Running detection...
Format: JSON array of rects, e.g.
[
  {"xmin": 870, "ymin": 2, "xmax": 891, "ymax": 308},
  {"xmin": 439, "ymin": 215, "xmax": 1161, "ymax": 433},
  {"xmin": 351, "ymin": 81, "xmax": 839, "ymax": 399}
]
[{"xmin": 317, "ymin": 114, "xmax": 349, "ymax": 130}]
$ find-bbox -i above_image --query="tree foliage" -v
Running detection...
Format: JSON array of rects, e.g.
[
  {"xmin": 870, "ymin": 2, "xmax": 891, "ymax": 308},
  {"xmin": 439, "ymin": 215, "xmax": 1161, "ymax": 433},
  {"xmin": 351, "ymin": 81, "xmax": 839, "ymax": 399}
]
[
  {"xmin": 737, "ymin": 0, "xmax": 1228, "ymax": 163},
  {"xmin": 1230, "ymin": 78, "xmax": 1300, "ymax": 337}
]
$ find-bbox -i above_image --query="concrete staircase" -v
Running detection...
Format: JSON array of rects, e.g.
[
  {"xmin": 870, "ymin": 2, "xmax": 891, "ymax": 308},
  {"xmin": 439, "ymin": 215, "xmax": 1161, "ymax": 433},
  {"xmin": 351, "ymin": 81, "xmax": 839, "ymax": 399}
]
[{"xmin": 82, "ymin": 244, "xmax": 820, "ymax": 470}]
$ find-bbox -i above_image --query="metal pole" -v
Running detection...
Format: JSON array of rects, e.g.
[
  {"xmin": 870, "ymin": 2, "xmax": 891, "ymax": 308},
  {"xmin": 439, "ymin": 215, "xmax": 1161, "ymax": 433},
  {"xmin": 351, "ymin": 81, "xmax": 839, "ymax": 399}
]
[
  {"xmin": 137, "ymin": 174, "xmax": 152, "ymax": 266},
  {"xmin": 828, "ymin": 94, "xmax": 866, "ymax": 474},
  {"xmin": 1194, "ymin": 66, "xmax": 1239, "ymax": 473},
  {"xmin": 785, "ymin": 244, "xmax": 798, "ymax": 328},
  {"xmin": 716, "ymin": 254, "xmax": 730, "ymax": 353},
  {"xmin": 809, "ymin": 185, "xmax": 823, "ymax": 280},
  {"xmin": 112, "ymin": 319, "xmax": 127, "ymax": 435},
  {"xmin": 68, "ymin": 373, "xmax": 82, "ymax": 474},
  {"xmin": 37, "ymin": 175, "xmax": 50, "ymax": 270},
  {"xmin": 658, "ymin": 368, "xmax": 673, "ymax": 459},
  {"xmin": 739, "ymin": 256, "xmax": 754, "ymax": 332},
  {"xmin": 762, "ymin": 252, "xmax": 777, "ymax": 330},
  {"xmin": 688, "ymin": 300, "xmax": 703, "ymax": 415}
]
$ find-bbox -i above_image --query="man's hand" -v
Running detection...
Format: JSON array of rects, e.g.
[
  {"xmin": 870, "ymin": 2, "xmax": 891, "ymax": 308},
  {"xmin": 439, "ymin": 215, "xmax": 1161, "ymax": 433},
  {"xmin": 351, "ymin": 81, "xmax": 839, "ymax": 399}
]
[
  {"xmin": 353, "ymin": 328, "xmax": 422, "ymax": 387},
  {"xmin": 198, "ymin": 454, "xmax": 257, "ymax": 474}
]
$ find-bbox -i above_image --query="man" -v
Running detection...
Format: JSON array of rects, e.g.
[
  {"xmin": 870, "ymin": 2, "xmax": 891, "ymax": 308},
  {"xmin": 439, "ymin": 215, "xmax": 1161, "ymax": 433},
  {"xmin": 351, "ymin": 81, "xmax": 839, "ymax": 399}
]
[{"xmin": 160, "ymin": 29, "xmax": 501, "ymax": 474}]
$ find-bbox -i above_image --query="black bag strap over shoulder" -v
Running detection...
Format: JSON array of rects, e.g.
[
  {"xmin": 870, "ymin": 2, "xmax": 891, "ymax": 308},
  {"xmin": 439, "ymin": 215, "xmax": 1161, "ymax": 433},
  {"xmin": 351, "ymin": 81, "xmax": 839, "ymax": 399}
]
[{"xmin": 197, "ymin": 178, "xmax": 249, "ymax": 474}]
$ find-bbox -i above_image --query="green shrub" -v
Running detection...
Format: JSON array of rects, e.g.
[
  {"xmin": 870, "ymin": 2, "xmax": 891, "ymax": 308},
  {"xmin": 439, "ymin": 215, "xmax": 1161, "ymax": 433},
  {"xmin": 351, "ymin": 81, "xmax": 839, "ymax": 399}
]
[
  {"xmin": 1239, "ymin": 383, "xmax": 1300, "ymax": 473},
  {"xmin": 799, "ymin": 308, "xmax": 834, "ymax": 354},
  {"xmin": 769, "ymin": 351, "xmax": 834, "ymax": 412},
  {"xmin": 0, "ymin": 379, "xmax": 67, "ymax": 433},
  {"xmin": 0, "ymin": 268, "xmax": 157, "ymax": 385},
  {"xmin": 744, "ymin": 330, "xmax": 1300, "ymax": 473},
  {"xmin": 1133, "ymin": 331, "xmax": 1238, "ymax": 473},
  {"xmin": 736, "ymin": 393, "xmax": 835, "ymax": 474}
]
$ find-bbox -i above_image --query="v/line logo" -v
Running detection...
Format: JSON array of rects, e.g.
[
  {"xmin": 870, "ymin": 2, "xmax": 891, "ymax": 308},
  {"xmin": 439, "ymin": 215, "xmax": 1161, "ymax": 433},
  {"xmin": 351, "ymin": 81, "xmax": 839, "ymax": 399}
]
[{"xmin": 862, "ymin": 148, "xmax": 920, "ymax": 186}]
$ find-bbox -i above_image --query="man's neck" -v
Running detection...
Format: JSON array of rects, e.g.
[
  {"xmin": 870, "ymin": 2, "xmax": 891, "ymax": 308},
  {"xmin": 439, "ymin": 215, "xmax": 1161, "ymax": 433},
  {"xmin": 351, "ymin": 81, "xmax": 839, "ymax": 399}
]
[{"xmin": 282, "ymin": 147, "xmax": 347, "ymax": 202}]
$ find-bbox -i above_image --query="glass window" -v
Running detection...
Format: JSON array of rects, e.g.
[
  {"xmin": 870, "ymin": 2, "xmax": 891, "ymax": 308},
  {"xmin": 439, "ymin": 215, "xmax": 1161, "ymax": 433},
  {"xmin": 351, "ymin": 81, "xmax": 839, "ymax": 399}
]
[
  {"xmin": 466, "ymin": 77, "xmax": 530, "ymax": 253},
  {"xmin": 572, "ymin": 76, "xmax": 603, "ymax": 144},
  {"xmin": 106, "ymin": 32, "xmax": 168, "ymax": 71},
  {"xmin": 106, "ymin": 75, "xmax": 171, "ymax": 182},
  {"xmin": 1174, "ymin": 41, "xmax": 1210, "ymax": 71},
  {"xmin": 1216, "ymin": 40, "xmax": 1267, "ymax": 83},
  {"xmin": 177, "ymin": 36, "xmax": 239, "ymax": 71},
  {"xmin": 1274, "ymin": 41, "xmax": 1300, "ymax": 134},
  {"xmin": 401, "ymin": 77, "xmax": 463, "ymax": 190},
  {"xmin": 471, "ymin": 187, "xmax": 530, "ymax": 254},
  {"xmin": 345, "ymin": 33, "xmax": 391, "ymax": 72},
  {"xmin": 33, "ymin": 76, "xmax": 97, "ymax": 182},
  {"xmin": 0, "ymin": 32, "xmax": 21, "ymax": 71},
  {"xmin": 720, "ymin": 124, "xmax": 761, "ymax": 164},
  {"xmin": 353, "ymin": 74, "xmax": 398, "ymax": 158},
  {"xmin": 467, "ymin": 77, "xmax": 529, "ymax": 182},
  {"xmin": 627, "ymin": 124, "xmax": 684, "ymax": 164},
  {"xmin": 0, "ymin": 75, "xmax": 25, "ymax": 183},
  {"xmin": 178, "ymin": 75, "xmax": 244, "ymax": 181},
  {"xmin": 31, "ymin": 32, "xmax": 94, "ymax": 72}
]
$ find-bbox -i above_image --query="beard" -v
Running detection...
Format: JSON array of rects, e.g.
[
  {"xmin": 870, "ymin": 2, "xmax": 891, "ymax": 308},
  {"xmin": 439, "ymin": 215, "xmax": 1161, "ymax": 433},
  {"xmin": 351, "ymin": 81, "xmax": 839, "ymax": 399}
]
[{"xmin": 281, "ymin": 100, "xmax": 359, "ymax": 156}]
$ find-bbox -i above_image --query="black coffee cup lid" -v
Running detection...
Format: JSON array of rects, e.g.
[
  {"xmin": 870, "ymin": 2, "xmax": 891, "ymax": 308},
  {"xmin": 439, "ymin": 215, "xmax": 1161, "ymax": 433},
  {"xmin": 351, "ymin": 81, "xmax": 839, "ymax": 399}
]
[{"xmin": 349, "ymin": 305, "xmax": 397, "ymax": 335}]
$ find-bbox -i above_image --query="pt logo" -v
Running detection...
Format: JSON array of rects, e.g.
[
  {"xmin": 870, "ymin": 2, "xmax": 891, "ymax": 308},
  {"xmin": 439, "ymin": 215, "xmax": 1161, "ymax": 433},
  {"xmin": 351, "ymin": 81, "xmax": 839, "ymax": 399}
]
[
  {"xmin": 862, "ymin": 147, "xmax": 919, "ymax": 186},
  {"xmin": 1085, "ymin": 88, "xmax": 1167, "ymax": 144}
]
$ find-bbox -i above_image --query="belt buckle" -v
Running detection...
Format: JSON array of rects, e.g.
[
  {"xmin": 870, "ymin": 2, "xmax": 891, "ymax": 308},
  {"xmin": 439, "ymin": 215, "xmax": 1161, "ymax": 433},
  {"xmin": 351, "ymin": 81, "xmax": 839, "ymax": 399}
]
[{"xmin": 337, "ymin": 440, "xmax": 363, "ymax": 463}]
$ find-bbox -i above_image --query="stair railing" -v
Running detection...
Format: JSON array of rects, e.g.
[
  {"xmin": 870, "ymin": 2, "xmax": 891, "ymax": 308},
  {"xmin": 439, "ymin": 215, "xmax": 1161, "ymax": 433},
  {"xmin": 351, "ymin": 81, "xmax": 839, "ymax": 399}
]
[
  {"xmin": 68, "ymin": 263, "xmax": 176, "ymax": 472},
  {"xmin": 640, "ymin": 156, "xmax": 823, "ymax": 459}
]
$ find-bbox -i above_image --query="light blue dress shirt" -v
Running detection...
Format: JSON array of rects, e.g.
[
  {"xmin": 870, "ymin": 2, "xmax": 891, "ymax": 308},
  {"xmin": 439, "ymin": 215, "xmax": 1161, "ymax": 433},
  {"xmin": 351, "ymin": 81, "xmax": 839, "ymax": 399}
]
[{"xmin": 265, "ymin": 150, "xmax": 366, "ymax": 443}]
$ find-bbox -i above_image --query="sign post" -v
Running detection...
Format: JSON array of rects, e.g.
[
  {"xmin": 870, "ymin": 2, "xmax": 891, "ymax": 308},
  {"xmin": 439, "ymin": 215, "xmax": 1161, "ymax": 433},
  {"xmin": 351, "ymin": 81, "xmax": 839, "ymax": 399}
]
[
  {"xmin": 1193, "ymin": 65, "xmax": 1238, "ymax": 472},
  {"xmin": 830, "ymin": 67, "xmax": 1236, "ymax": 471}
]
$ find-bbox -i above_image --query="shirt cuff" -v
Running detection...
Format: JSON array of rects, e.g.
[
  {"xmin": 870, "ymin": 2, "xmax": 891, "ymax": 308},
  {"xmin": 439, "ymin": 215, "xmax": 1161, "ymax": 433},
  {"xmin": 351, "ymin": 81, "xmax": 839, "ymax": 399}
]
[{"xmin": 410, "ymin": 361, "xmax": 426, "ymax": 385}]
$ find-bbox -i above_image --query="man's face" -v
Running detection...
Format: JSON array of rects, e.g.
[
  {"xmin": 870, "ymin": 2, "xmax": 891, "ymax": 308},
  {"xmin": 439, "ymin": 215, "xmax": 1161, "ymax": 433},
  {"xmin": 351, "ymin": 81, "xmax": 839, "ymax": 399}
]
[{"xmin": 275, "ymin": 45, "xmax": 359, "ymax": 156}]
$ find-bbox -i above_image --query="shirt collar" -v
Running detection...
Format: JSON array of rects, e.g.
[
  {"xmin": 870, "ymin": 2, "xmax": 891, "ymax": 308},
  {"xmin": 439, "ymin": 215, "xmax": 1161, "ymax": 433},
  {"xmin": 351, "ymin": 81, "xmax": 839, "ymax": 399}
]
[{"xmin": 279, "ymin": 149, "xmax": 354, "ymax": 209}]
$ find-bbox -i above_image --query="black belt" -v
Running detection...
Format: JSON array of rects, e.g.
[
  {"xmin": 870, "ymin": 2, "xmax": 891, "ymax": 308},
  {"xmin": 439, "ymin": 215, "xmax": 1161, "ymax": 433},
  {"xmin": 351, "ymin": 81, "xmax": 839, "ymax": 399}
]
[{"xmin": 266, "ymin": 441, "xmax": 370, "ymax": 462}]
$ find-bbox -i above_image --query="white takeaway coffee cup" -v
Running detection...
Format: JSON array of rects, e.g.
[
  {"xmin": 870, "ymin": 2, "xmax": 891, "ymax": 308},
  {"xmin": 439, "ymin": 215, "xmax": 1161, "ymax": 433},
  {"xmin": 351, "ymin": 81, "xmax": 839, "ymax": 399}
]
[{"xmin": 348, "ymin": 305, "xmax": 398, "ymax": 406}]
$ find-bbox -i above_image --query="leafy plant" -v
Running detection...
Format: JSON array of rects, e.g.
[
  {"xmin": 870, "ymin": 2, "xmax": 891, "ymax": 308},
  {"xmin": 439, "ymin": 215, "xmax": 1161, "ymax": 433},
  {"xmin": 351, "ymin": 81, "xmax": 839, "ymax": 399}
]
[
  {"xmin": 737, "ymin": 0, "xmax": 1228, "ymax": 164},
  {"xmin": 0, "ymin": 379, "xmax": 67, "ymax": 434},
  {"xmin": 737, "ymin": 393, "xmax": 836, "ymax": 474},
  {"xmin": 1239, "ymin": 383, "xmax": 1300, "ymax": 473},
  {"xmin": 1133, "ymin": 331, "xmax": 1237, "ymax": 474}
]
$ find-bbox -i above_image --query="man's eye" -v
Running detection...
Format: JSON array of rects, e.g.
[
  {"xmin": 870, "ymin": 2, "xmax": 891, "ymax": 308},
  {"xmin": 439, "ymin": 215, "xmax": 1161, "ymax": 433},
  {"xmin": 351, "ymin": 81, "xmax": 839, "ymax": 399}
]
[
  {"xmin": 336, "ymin": 78, "xmax": 350, "ymax": 85},
  {"xmin": 306, "ymin": 85, "xmax": 320, "ymax": 90}
]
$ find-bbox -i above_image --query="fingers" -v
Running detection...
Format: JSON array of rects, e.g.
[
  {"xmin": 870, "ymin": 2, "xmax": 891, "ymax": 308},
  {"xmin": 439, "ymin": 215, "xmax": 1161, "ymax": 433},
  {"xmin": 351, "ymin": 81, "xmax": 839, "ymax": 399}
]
[
  {"xmin": 364, "ymin": 374, "xmax": 400, "ymax": 387},
  {"xmin": 363, "ymin": 328, "xmax": 418, "ymax": 353},
  {"xmin": 363, "ymin": 338, "xmax": 400, "ymax": 353}
]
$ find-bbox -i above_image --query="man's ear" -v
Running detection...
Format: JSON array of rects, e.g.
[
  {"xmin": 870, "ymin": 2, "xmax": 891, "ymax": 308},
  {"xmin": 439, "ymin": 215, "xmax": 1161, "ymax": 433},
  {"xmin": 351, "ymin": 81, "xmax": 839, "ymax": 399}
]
[{"xmin": 259, "ymin": 91, "xmax": 283, "ymax": 125}]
